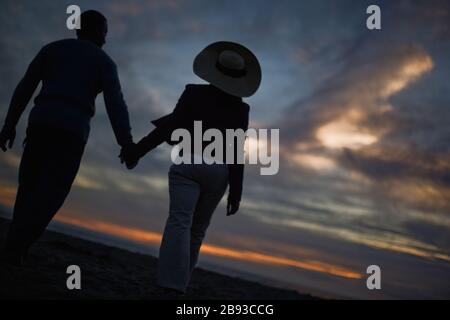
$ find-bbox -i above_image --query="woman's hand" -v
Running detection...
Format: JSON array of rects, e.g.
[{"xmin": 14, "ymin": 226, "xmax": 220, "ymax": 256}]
[{"xmin": 226, "ymin": 199, "xmax": 240, "ymax": 216}]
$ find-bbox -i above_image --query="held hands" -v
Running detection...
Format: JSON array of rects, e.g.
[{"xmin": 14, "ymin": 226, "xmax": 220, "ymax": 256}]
[
  {"xmin": 0, "ymin": 126, "xmax": 16, "ymax": 152},
  {"xmin": 119, "ymin": 142, "xmax": 141, "ymax": 169}
]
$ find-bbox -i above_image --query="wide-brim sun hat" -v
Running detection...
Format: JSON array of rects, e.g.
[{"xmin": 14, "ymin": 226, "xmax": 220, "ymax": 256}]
[{"xmin": 193, "ymin": 41, "xmax": 261, "ymax": 98}]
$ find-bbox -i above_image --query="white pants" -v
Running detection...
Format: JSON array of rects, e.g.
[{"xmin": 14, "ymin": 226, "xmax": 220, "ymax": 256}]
[{"xmin": 157, "ymin": 161, "xmax": 229, "ymax": 292}]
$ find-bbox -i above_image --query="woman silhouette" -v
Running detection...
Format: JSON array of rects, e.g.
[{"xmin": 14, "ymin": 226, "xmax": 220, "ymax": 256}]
[{"xmin": 122, "ymin": 41, "xmax": 261, "ymax": 295}]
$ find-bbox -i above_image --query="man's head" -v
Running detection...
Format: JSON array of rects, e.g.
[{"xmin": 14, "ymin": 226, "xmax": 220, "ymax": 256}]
[{"xmin": 76, "ymin": 10, "xmax": 107, "ymax": 48}]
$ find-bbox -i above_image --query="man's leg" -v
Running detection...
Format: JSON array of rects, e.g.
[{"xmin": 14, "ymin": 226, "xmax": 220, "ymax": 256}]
[
  {"xmin": 4, "ymin": 126, "xmax": 84, "ymax": 263},
  {"xmin": 157, "ymin": 164, "xmax": 200, "ymax": 293},
  {"xmin": 3, "ymin": 130, "xmax": 44, "ymax": 263}
]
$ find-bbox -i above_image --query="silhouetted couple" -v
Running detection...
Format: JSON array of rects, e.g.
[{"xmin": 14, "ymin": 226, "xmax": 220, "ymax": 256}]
[{"xmin": 0, "ymin": 10, "xmax": 261, "ymax": 295}]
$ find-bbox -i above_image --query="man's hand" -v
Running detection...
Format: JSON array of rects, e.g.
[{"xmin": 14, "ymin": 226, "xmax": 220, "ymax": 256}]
[
  {"xmin": 226, "ymin": 198, "xmax": 240, "ymax": 216},
  {"xmin": 119, "ymin": 143, "xmax": 140, "ymax": 169},
  {"xmin": 0, "ymin": 126, "xmax": 16, "ymax": 152}
]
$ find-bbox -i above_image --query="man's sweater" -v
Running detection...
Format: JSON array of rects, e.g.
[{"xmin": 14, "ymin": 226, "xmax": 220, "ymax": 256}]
[{"xmin": 5, "ymin": 38, "xmax": 132, "ymax": 146}]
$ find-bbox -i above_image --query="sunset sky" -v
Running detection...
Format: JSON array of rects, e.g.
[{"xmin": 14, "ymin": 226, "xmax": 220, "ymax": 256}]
[{"xmin": 0, "ymin": 0, "xmax": 449, "ymax": 299}]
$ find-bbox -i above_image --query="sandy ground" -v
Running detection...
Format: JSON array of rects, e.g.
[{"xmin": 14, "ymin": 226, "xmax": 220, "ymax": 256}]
[{"xmin": 0, "ymin": 217, "xmax": 317, "ymax": 300}]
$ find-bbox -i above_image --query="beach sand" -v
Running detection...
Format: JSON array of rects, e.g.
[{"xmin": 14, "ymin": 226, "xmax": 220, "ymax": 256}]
[{"xmin": 0, "ymin": 217, "xmax": 316, "ymax": 300}]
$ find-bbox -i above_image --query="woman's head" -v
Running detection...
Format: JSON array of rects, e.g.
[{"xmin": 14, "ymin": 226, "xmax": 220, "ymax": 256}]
[{"xmin": 193, "ymin": 41, "xmax": 261, "ymax": 98}]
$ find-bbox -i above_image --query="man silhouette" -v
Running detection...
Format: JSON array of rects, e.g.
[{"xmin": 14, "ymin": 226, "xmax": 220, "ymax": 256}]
[{"xmin": 0, "ymin": 10, "xmax": 134, "ymax": 265}]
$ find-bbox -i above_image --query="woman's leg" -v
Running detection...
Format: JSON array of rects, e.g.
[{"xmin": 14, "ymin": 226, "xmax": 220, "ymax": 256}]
[
  {"xmin": 157, "ymin": 164, "xmax": 200, "ymax": 292},
  {"xmin": 189, "ymin": 164, "xmax": 228, "ymax": 273}
]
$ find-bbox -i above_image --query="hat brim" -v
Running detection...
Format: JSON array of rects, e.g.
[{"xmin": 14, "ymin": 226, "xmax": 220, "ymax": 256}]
[{"xmin": 193, "ymin": 41, "xmax": 261, "ymax": 98}]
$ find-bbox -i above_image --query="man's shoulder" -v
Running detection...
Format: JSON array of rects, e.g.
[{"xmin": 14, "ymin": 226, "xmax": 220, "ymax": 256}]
[
  {"xmin": 44, "ymin": 38, "xmax": 80, "ymax": 50},
  {"xmin": 45, "ymin": 39, "xmax": 114, "ymax": 63},
  {"xmin": 98, "ymin": 50, "xmax": 116, "ymax": 69}
]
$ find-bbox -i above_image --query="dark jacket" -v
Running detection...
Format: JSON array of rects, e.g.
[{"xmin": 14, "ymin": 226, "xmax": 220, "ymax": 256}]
[{"xmin": 137, "ymin": 84, "xmax": 250, "ymax": 203}]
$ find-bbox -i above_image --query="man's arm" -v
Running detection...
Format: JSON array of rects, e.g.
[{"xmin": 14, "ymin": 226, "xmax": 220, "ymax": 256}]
[
  {"xmin": 0, "ymin": 47, "xmax": 45, "ymax": 150},
  {"xmin": 102, "ymin": 60, "xmax": 133, "ymax": 147}
]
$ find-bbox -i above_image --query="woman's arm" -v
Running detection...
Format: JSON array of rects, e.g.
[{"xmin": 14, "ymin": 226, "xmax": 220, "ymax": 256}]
[
  {"xmin": 135, "ymin": 86, "xmax": 192, "ymax": 157},
  {"xmin": 227, "ymin": 103, "xmax": 250, "ymax": 215},
  {"xmin": 121, "ymin": 86, "xmax": 191, "ymax": 167}
]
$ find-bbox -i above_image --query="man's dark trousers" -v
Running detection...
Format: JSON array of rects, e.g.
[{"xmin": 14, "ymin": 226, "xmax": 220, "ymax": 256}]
[{"xmin": 4, "ymin": 124, "xmax": 85, "ymax": 259}]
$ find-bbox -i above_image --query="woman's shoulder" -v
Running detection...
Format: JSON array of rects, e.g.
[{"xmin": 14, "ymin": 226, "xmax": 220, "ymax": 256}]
[
  {"xmin": 184, "ymin": 83, "xmax": 209, "ymax": 93},
  {"xmin": 182, "ymin": 83, "xmax": 250, "ymax": 112},
  {"xmin": 179, "ymin": 83, "xmax": 210, "ymax": 101},
  {"xmin": 241, "ymin": 101, "xmax": 250, "ymax": 112}
]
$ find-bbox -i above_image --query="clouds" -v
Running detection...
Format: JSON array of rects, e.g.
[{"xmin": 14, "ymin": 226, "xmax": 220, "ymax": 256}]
[
  {"xmin": 244, "ymin": 1, "xmax": 450, "ymax": 268},
  {"xmin": 0, "ymin": 0, "xmax": 449, "ymax": 298},
  {"xmin": 280, "ymin": 43, "xmax": 433, "ymax": 144}
]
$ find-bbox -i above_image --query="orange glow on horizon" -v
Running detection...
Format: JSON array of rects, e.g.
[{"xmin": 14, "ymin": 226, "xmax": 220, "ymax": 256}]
[
  {"xmin": 0, "ymin": 185, "xmax": 16, "ymax": 208},
  {"xmin": 55, "ymin": 215, "xmax": 362, "ymax": 280}
]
